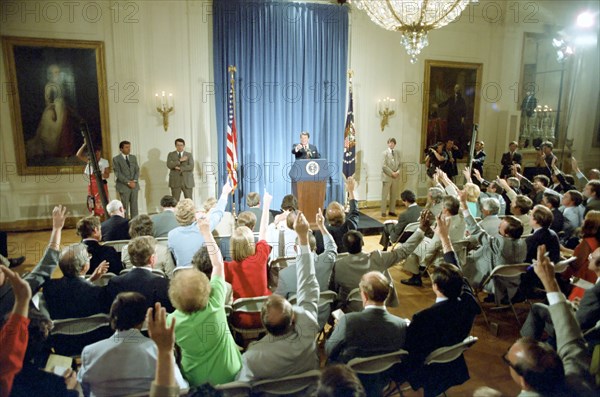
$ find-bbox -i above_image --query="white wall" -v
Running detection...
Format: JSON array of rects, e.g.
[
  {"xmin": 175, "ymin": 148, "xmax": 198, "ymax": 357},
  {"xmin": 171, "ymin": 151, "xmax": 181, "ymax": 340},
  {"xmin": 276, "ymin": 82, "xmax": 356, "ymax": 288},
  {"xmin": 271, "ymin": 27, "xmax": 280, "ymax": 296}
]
[{"xmin": 1, "ymin": 0, "xmax": 598, "ymax": 226}]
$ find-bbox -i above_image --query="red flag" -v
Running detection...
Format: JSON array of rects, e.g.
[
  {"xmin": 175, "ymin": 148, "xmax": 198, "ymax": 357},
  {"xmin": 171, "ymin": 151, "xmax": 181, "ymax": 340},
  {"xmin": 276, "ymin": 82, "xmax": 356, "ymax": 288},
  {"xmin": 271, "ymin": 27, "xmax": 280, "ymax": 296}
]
[{"xmin": 226, "ymin": 84, "xmax": 238, "ymax": 189}]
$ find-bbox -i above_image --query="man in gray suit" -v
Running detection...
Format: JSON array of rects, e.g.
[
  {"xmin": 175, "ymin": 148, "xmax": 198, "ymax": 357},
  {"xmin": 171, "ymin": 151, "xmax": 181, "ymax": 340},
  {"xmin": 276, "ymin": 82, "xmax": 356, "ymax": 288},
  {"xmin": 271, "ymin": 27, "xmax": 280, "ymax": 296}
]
[
  {"xmin": 380, "ymin": 189, "xmax": 422, "ymax": 250},
  {"xmin": 167, "ymin": 138, "xmax": 194, "ymax": 200},
  {"xmin": 112, "ymin": 140, "xmax": 139, "ymax": 218},
  {"xmin": 381, "ymin": 138, "xmax": 402, "ymax": 217},
  {"xmin": 331, "ymin": 212, "xmax": 431, "ymax": 312},
  {"xmin": 236, "ymin": 211, "xmax": 320, "ymax": 382},
  {"xmin": 151, "ymin": 195, "xmax": 179, "ymax": 238}
]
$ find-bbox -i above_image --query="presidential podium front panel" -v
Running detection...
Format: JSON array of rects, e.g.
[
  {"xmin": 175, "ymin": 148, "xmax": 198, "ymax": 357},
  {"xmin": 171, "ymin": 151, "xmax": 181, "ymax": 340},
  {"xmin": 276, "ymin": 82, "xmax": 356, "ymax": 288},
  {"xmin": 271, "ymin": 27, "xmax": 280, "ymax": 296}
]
[{"xmin": 289, "ymin": 159, "xmax": 332, "ymax": 226}]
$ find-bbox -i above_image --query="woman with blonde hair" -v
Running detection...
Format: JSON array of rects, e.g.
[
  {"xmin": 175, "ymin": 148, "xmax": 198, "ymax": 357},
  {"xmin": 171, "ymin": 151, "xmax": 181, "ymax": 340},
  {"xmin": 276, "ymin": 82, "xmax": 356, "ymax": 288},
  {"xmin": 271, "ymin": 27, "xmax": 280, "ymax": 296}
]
[
  {"xmin": 224, "ymin": 191, "xmax": 273, "ymax": 329},
  {"xmin": 463, "ymin": 182, "xmax": 481, "ymax": 218}
]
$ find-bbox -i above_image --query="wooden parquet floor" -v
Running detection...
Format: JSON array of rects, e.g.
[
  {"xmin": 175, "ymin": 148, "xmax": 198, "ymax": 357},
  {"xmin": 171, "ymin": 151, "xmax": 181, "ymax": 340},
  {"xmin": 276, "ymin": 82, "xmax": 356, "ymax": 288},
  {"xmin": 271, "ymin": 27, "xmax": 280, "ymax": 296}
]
[{"xmin": 6, "ymin": 205, "xmax": 522, "ymax": 396}]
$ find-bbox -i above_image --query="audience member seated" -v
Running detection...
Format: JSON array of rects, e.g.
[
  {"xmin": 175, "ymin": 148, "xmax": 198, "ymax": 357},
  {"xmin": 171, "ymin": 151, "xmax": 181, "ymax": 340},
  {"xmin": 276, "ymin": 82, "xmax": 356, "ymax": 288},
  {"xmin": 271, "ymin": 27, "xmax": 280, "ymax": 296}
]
[
  {"xmin": 542, "ymin": 192, "xmax": 565, "ymax": 234},
  {"xmin": 571, "ymin": 157, "xmax": 600, "ymax": 187},
  {"xmin": 425, "ymin": 186, "xmax": 445, "ymax": 217},
  {"xmin": 326, "ymin": 271, "xmax": 409, "ymax": 396},
  {"xmin": 459, "ymin": 190, "xmax": 527, "ymax": 305},
  {"xmin": 402, "ymin": 197, "xmax": 464, "ymax": 287},
  {"xmin": 275, "ymin": 208, "xmax": 337, "ymax": 328},
  {"xmin": 168, "ymin": 181, "xmax": 231, "ymax": 267},
  {"xmin": 521, "ymin": 174, "xmax": 551, "ymax": 205},
  {"xmin": 0, "ymin": 205, "xmax": 66, "ymax": 319},
  {"xmin": 151, "ymin": 195, "xmax": 179, "ymax": 238},
  {"xmin": 477, "ymin": 197, "xmax": 502, "ymax": 237},
  {"xmin": 168, "ymin": 218, "xmax": 242, "ymax": 386},
  {"xmin": 236, "ymin": 211, "xmax": 257, "ymax": 231},
  {"xmin": 43, "ymin": 243, "xmax": 111, "ymax": 319},
  {"xmin": 525, "ymin": 205, "xmax": 561, "ymax": 264},
  {"xmin": 498, "ymin": 246, "xmax": 595, "ymax": 397},
  {"xmin": 498, "ymin": 177, "xmax": 534, "ymax": 234},
  {"xmin": 78, "ymin": 292, "xmax": 187, "ymax": 396},
  {"xmin": 380, "ymin": 189, "xmax": 422, "ymax": 250},
  {"xmin": 0, "ymin": 265, "xmax": 32, "ymax": 397},
  {"xmin": 316, "ymin": 364, "xmax": 366, "ymax": 397},
  {"xmin": 225, "ymin": 192, "xmax": 273, "ymax": 329},
  {"xmin": 463, "ymin": 179, "xmax": 482, "ymax": 218},
  {"xmin": 191, "ymin": 246, "xmax": 233, "ymax": 305},
  {"xmin": 403, "ymin": 215, "xmax": 480, "ymax": 397},
  {"xmin": 562, "ymin": 211, "xmax": 600, "ymax": 284},
  {"xmin": 107, "ymin": 236, "xmax": 174, "ymax": 312},
  {"xmin": 584, "ymin": 180, "xmax": 600, "ymax": 215},
  {"xmin": 269, "ymin": 193, "xmax": 298, "ymax": 219},
  {"xmin": 236, "ymin": 212, "xmax": 320, "ymax": 382},
  {"xmin": 561, "ymin": 190, "xmax": 585, "ymax": 243},
  {"xmin": 77, "ymin": 215, "xmax": 123, "ymax": 275},
  {"xmin": 204, "ymin": 196, "xmax": 235, "ymax": 237},
  {"xmin": 266, "ymin": 209, "xmax": 298, "ymax": 261},
  {"xmin": 332, "ymin": 213, "xmax": 430, "ymax": 309},
  {"xmin": 316, "ymin": 176, "xmax": 359, "ymax": 254},
  {"xmin": 122, "ymin": 214, "xmax": 176, "ymax": 278},
  {"xmin": 473, "ymin": 170, "xmax": 507, "ymax": 216},
  {"xmin": 246, "ymin": 191, "xmax": 273, "ymax": 231},
  {"xmin": 100, "ymin": 200, "xmax": 130, "ymax": 241}
]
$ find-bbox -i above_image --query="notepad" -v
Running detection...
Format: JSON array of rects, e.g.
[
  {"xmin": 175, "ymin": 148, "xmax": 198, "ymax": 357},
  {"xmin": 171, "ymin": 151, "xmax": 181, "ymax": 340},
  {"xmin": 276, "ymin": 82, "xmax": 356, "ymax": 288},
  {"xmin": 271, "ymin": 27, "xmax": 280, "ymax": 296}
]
[{"xmin": 45, "ymin": 354, "xmax": 72, "ymax": 376}]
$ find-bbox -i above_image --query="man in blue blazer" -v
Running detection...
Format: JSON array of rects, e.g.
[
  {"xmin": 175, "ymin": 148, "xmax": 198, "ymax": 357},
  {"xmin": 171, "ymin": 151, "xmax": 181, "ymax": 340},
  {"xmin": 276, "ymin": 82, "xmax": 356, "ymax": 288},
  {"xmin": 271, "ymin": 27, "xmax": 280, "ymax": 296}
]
[{"xmin": 112, "ymin": 140, "xmax": 139, "ymax": 218}]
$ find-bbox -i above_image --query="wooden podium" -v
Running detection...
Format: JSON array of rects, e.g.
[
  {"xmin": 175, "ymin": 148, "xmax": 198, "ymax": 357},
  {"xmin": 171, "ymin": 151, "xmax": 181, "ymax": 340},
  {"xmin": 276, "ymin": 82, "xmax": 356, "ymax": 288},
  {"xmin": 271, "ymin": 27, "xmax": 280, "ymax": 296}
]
[{"xmin": 289, "ymin": 159, "xmax": 331, "ymax": 228}]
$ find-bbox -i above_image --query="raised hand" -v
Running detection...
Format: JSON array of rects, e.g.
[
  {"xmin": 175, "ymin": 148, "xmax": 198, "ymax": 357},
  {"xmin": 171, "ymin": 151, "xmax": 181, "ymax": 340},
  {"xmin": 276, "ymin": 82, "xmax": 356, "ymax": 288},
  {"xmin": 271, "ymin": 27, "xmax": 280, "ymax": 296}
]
[
  {"xmin": 419, "ymin": 209, "xmax": 433, "ymax": 232},
  {"xmin": 316, "ymin": 208, "xmax": 325, "ymax": 230},
  {"xmin": 197, "ymin": 215, "xmax": 211, "ymax": 235},
  {"xmin": 52, "ymin": 205, "xmax": 67, "ymax": 230},
  {"xmin": 221, "ymin": 178, "xmax": 234, "ymax": 196},
  {"xmin": 88, "ymin": 260, "xmax": 109, "ymax": 282}
]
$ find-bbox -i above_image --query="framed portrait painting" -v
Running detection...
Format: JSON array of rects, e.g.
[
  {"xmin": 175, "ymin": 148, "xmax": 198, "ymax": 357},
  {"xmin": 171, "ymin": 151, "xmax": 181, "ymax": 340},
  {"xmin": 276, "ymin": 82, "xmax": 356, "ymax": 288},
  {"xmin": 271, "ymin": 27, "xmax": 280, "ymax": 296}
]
[
  {"xmin": 2, "ymin": 36, "xmax": 111, "ymax": 175},
  {"xmin": 421, "ymin": 60, "xmax": 483, "ymax": 160}
]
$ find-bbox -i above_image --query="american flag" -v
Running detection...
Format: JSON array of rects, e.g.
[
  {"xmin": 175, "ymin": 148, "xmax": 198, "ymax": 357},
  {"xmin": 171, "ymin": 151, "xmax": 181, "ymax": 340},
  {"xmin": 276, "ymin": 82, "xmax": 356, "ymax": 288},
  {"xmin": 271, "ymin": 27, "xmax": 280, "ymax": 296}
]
[
  {"xmin": 226, "ymin": 83, "xmax": 238, "ymax": 189},
  {"xmin": 343, "ymin": 84, "xmax": 356, "ymax": 178}
]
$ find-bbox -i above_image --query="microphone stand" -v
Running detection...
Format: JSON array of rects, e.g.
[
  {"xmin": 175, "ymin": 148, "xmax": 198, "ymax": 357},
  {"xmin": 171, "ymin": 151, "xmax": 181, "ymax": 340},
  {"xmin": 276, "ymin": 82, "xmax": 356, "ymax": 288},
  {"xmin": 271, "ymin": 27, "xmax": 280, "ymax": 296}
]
[{"xmin": 81, "ymin": 121, "xmax": 109, "ymax": 217}]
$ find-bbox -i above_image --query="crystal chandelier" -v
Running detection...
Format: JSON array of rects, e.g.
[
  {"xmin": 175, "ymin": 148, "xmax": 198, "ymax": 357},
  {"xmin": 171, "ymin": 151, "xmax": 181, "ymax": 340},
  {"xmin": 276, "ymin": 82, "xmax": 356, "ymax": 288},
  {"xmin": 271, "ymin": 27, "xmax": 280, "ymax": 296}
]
[{"xmin": 353, "ymin": 0, "xmax": 477, "ymax": 64}]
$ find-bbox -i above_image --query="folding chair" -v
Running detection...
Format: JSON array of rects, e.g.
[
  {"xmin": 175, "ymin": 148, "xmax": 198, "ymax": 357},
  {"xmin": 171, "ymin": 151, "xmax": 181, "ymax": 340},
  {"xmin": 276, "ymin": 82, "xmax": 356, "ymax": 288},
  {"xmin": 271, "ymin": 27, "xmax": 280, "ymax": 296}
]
[
  {"xmin": 214, "ymin": 381, "xmax": 252, "ymax": 397},
  {"xmin": 102, "ymin": 239, "xmax": 130, "ymax": 252},
  {"xmin": 229, "ymin": 296, "xmax": 269, "ymax": 341},
  {"xmin": 477, "ymin": 264, "xmax": 531, "ymax": 328},
  {"xmin": 392, "ymin": 221, "xmax": 420, "ymax": 246},
  {"xmin": 268, "ymin": 256, "xmax": 295, "ymax": 291},
  {"xmin": 50, "ymin": 313, "xmax": 112, "ymax": 357},
  {"xmin": 343, "ymin": 287, "xmax": 364, "ymax": 313},
  {"xmin": 251, "ymin": 369, "xmax": 321, "ymax": 396},
  {"xmin": 347, "ymin": 349, "xmax": 409, "ymax": 397},
  {"xmin": 288, "ymin": 290, "xmax": 337, "ymax": 339}
]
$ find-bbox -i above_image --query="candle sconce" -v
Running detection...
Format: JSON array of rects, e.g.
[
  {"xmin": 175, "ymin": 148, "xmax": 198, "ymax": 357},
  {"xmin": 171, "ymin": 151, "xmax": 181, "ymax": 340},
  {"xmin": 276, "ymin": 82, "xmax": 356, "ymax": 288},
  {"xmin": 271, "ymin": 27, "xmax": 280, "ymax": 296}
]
[
  {"xmin": 378, "ymin": 97, "xmax": 396, "ymax": 131},
  {"xmin": 155, "ymin": 91, "xmax": 174, "ymax": 131}
]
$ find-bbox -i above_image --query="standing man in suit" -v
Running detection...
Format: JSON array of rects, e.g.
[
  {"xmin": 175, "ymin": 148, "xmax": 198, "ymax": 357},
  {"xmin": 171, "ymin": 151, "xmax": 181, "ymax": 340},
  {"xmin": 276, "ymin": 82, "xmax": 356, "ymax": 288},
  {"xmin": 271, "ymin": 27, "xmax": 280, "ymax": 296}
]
[
  {"xmin": 112, "ymin": 140, "xmax": 139, "ymax": 218},
  {"xmin": 291, "ymin": 131, "xmax": 320, "ymax": 159},
  {"xmin": 151, "ymin": 195, "xmax": 179, "ymax": 238},
  {"xmin": 471, "ymin": 140, "xmax": 486, "ymax": 181},
  {"xmin": 167, "ymin": 138, "xmax": 195, "ymax": 200},
  {"xmin": 380, "ymin": 189, "xmax": 422, "ymax": 250},
  {"xmin": 500, "ymin": 141, "xmax": 522, "ymax": 178},
  {"xmin": 381, "ymin": 138, "xmax": 402, "ymax": 217}
]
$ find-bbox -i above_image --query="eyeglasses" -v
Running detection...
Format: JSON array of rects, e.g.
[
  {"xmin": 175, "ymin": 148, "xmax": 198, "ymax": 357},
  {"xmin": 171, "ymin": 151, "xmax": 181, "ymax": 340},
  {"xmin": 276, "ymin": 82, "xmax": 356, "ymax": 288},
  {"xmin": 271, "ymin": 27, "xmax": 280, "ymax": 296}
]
[{"xmin": 502, "ymin": 352, "xmax": 522, "ymax": 375}]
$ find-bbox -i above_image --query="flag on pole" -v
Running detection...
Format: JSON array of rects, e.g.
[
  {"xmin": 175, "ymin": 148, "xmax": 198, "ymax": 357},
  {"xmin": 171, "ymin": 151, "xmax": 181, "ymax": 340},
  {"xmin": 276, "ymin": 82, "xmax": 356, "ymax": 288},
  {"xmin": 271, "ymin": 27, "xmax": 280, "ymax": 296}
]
[
  {"xmin": 343, "ymin": 78, "xmax": 356, "ymax": 178},
  {"xmin": 226, "ymin": 71, "xmax": 239, "ymax": 190}
]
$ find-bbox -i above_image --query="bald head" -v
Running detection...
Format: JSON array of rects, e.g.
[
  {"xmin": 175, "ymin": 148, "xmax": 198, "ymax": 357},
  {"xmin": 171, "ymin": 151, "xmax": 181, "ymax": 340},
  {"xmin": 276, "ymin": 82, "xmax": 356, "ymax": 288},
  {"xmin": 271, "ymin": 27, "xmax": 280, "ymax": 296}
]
[{"xmin": 359, "ymin": 271, "xmax": 390, "ymax": 305}]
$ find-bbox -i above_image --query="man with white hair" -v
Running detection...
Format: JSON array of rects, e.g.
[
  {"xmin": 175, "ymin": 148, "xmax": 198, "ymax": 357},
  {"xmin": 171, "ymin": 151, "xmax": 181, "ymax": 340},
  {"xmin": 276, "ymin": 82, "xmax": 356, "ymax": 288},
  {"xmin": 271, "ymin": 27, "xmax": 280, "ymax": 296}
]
[
  {"xmin": 101, "ymin": 200, "xmax": 130, "ymax": 241},
  {"xmin": 478, "ymin": 197, "xmax": 502, "ymax": 237}
]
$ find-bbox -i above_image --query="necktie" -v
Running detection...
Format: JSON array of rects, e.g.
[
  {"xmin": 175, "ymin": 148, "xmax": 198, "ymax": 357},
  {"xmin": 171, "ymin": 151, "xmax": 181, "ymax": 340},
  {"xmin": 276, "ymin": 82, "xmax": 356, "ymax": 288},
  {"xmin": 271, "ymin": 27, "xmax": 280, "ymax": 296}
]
[
  {"xmin": 125, "ymin": 155, "xmax": 130, "ymax": 168},
  {"xmin": 278, "ymin": 229, "xmax": 285, "ymax": 258},
  {"xmin": 178, "ymin": 152, "xmax": 182, "ymax": 159}
]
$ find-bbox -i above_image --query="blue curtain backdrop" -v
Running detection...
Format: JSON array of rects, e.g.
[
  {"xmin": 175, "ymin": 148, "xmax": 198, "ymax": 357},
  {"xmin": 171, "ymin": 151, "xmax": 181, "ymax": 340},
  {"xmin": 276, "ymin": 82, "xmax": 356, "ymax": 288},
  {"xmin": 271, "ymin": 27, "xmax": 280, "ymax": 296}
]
[{"xmin": 213, "ymin": 0, "xmax": 349, "ymax": 210}]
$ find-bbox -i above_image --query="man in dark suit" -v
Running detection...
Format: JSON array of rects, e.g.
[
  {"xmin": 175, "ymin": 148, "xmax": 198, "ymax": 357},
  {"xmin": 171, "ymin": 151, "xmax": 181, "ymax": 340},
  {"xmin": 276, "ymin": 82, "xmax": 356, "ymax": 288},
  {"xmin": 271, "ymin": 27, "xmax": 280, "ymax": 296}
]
[
  {"xmin": 167, "ymin": 138, "xmax": 195, "ymax": 200},
  {"xmin": 42, "ymin": 243, "xmax": 111, "ymax": 319},
  {"xmin": 542, "ymin": 193, "xmax": 565, "ymax": 234},
  {"xmin": 112, "ymin": 140, "xmax": 140, "ymax": 218},
  {"xmin": 325, "ymin": 271, "xmax": 409, "ymax": 396},
  {"xmin": 471, "ymin": 140, "xmax": 486, "ymax": 179},
  {"xmin": 151, "ymin": 195, "xmax": 179, "ymax": 238},
  {"xmin": 77, "ymin": 216, "xmax": 123, "ymax": 275},
  {"xmin": 584, "ymin": 180, "xmax": 600, "ymax": 216},
  {"xmin": 291, "ymin": 131, "xmax": 320, "ymax": 159},
  {"xmin": 380, "ymin": 190, "xmax": 422, "ymax": 250},
  {"xmin": 101, "ymin": 200, "xmax": 130, "ymax": 242},
  {"xmin": 525, "ymin": 205, "xmax": 561, "ymax": 264},
  {"xmin": 500, "ymin": 141, "xmax": 522, "ymax": 178},
  {"xmin": 437, "ymin": 84, "xmax": 466, "ymax": 141},
  {"xmin": 403, "ymin": 216, "xmax": 480, "ymax": 397},
  {"xmin": 106, "ymin": 236, "xmax": 173, "ymax": 312}
]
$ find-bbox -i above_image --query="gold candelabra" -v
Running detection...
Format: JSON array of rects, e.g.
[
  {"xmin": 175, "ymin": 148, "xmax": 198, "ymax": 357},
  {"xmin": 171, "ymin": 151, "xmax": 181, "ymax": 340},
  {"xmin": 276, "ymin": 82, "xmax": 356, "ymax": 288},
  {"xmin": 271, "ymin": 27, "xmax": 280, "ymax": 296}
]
[
  {"xmin": 155, "ymin": 91, "xmax": 174, "ymax": 131},
  {"xmin": 378, "ymin": 97, "xmax": 396, "ymax": 131}
]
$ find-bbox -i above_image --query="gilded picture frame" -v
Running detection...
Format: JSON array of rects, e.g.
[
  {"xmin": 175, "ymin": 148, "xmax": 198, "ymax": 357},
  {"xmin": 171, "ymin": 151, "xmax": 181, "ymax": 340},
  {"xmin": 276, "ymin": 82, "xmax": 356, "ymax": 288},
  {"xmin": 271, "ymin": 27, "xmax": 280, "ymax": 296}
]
[
  {"xmin": 2, "ymin": 36, "xmax": 111, "ymax": 175},
  {"xmin": 421, "ymin": 60, "xmax": 483, "ymax": 161}
]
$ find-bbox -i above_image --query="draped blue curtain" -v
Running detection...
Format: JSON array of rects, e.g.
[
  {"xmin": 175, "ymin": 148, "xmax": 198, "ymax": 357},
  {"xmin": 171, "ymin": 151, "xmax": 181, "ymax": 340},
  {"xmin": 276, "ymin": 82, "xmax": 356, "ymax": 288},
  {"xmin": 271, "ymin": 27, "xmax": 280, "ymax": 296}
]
[{"xmin": 213, "ymin": 0, "xmax": 349, "ymax": 210}]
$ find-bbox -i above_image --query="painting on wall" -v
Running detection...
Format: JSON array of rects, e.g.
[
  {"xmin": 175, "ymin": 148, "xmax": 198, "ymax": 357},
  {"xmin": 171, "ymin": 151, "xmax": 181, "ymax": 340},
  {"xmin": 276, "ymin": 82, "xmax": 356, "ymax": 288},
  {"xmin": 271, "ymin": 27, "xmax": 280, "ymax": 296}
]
[
  {"xmin": 2, "ymin": 36, "xmax": 111, "ymax": 175},
  {"xmin": 421, "ymin": 60, "xmax": 483, "ymax": 161}
]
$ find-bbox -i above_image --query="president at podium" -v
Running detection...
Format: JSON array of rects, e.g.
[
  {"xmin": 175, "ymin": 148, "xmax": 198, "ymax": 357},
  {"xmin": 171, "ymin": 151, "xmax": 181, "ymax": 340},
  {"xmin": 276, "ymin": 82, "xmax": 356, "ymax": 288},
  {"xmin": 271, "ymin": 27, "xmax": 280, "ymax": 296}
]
[{"xmin": 291, "ymin": 131, "xmax": 320, "ymax": 159}]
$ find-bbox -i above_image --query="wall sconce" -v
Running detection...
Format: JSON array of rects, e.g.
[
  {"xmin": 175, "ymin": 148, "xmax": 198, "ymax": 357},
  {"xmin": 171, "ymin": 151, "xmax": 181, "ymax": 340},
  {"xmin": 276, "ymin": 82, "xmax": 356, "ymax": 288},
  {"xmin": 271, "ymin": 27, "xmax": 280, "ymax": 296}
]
[
  {"xmin": 377, "ymin": 97, "xmax": 396, "ymax": 131},
  {"xmin": 155, "ymin": 91, "xmax": 174, "ymax": 131}
]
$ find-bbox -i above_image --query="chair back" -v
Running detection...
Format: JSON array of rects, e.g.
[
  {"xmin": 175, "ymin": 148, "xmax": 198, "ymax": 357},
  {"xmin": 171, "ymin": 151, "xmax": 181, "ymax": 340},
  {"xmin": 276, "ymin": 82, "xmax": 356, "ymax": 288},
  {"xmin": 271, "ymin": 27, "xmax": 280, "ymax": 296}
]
[
  {"xmin": 51, "ymin": 313, "xmax": 111, "ymax": 336},
  {"xmin": 251, "ymin": 369, "xmax": 321, "ymax": 396},
  {"xmin": 102, "ymin": 239, "xmax": 129, "ymax": 252},
  {"xmin": 87, "ymin": 272, "xmax": 117, "ymax": 287},
  {"xmin": 214, "ymin": 381, "xmax": 251, "ymax": 397},
  {"xmin": 347, "ymin": 349, "xmax": 408, "ymax": 375},
  {"xmin": 395, "ymin": 221, "xmax": 420, "ymax": 244},
  {"xmin": 346, "ymin": 287, "xmax": 362, "ymax": 304},
  {"xmin": 424, "ymin": 336, "xmax": 478, "ymax": 365},
  {"xmin": 288, "ymin": 290, "xmax": 337, "ymax": 308}
]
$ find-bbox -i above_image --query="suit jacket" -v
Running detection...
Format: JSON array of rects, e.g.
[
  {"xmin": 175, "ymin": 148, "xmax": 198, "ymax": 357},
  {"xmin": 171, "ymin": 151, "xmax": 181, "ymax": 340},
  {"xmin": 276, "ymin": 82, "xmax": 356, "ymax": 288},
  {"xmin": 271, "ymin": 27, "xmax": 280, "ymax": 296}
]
[
  {"xmin": 43, "ymin": 277, "xmax": 110, "ymax": 319},
  {"xmin": 389, "ymin": 204, "xmax": 422, "ymax": 243},
  {"xmin": 331, "ymin": 229, "xmax": 425, "ymax": 311},
  {"xmin": 585, "ymin": 197, "xmax": 600, "ymax": 216},
  {"xmin": 500, "ymin": 151, "xmax": 522, "ymax": 178},
  {"xmin": 247, "ymin": 207, "xmax": 273, "ymax": 232},
  {"xmin": 576, "ymin": 281, "xmax": 600, "ymax": 332},
  {"xmin": 471, "ymin": 150, "xmax": 486, "ymax": 174},
  {"xmin": 112, "ymin": 153, "xmax": 140, "ymax": 194},
  {"xmin": 291, "ymin": 143, "xmax": 320, "ymax": 159},
  {"xmin": 151, "ymin": 210, "xmax": 180, "ymax": 238},
  {"xmin": 478, "ymin": 215, "xmax": 502, "ymax": 237},
  {"xmin": 83, "ymin": 240, "xmax": 123, "ymax": 276},
  {"xmin": 422, "ymin": 214, "xmax": 465, "ymax": 268},
  {"xmin": 167, "ymin": 150, "xmax": 195, "ymax": 188},
  {"xmin": 318, "ymin": 198, "xmax": 360, "ymax": 254},
  {"xmin": 525, "ymin": 227, "xmax": 561, "ymax": 263},
  {"xmin": 381, "ymin": 148, "xmax": 401, "ymax": 182},
  {"xmin": 550, "ymin": 208, "xmax": 565, "ymax": 234},
  {"xmin": 100, "ymin": 215, "xmax": 130, "ymax": 242},
  {"xmin": 106, "ymin": 267, "xmax": 174, "ymax": 312}
]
